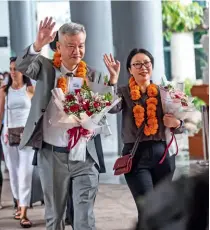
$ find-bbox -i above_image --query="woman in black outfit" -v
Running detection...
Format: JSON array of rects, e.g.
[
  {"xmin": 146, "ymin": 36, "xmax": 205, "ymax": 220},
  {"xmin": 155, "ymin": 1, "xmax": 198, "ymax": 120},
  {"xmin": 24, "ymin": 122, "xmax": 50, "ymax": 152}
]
[{"xmin": 106, "ymin": 48, "xmax": 184, "ymax": 227}]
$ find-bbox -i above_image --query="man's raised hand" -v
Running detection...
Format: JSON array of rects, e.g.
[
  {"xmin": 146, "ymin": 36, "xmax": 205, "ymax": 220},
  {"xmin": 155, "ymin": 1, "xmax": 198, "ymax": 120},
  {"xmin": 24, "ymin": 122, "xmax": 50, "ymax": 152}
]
[{"xmin": 34, "ymin": 17, "xmax": 56, "ymax": 52}]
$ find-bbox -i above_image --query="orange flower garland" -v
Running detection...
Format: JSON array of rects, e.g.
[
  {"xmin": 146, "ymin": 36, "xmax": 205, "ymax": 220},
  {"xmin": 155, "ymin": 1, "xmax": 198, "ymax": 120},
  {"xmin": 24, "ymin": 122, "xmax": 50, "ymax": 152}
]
[
  {"xmin": 129, "ymin": 76, "xmax": 159, "ymax": 136},
  {"xmin": 53, "ymin": 52, "xmax": 62, "ymax": 68},
  {"xmin": 129, "ymin": 77, "xmax": 141, "ymax": 100},
  {"xmin": 53, "ymin": 51, "xmax": 87, "ymax": 93},
  {"xmin": 57, "ymin": 76, "xmax": 68, "ymax": 94}
]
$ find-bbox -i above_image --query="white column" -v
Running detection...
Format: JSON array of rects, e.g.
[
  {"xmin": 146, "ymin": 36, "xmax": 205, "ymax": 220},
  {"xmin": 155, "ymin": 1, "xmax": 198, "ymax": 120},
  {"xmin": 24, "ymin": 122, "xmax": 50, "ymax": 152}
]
[
  {"xmin": 170, "ymin": 0, "xmax": 196, "ymax": 82},
  {"xmin": 170, "ymin": 32, "xmax": 196, "ymax": 82},
  {"xmin": 200, "ymin": 8, "xmax": 209, "ymax": 84}
]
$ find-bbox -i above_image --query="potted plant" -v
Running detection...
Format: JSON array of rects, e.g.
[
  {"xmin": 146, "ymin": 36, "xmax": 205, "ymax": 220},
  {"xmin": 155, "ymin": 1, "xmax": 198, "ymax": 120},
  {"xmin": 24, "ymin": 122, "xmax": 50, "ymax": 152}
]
[{"xmin": 162, "ymin": 1, "xmax": 204, "ymax": 82}]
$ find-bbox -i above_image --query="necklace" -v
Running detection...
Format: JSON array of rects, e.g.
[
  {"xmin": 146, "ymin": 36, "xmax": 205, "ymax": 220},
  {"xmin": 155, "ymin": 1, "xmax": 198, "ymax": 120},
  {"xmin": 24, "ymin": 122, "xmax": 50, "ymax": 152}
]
[
  {"xmin": 53, "ymin": 51, "xmax": 87, "ymax": 94},
  {"xmin": 129, "ymin": 76, "xmax": 159, "ymax": 136}
]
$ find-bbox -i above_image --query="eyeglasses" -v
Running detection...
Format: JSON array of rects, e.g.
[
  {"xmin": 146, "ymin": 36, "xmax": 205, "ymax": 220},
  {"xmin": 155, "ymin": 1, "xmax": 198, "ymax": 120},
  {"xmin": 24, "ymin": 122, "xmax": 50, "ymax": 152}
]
[{"xmin": 131, "ymin": 61, "xmax": 151, "ymax": 69}]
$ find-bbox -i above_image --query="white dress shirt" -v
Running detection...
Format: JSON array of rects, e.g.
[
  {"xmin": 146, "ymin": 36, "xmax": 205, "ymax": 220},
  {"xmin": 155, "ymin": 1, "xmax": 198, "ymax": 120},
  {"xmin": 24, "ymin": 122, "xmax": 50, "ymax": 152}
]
[{"xmin": 29, "ymin": 45, "xmax": 78, "ymax": 147}]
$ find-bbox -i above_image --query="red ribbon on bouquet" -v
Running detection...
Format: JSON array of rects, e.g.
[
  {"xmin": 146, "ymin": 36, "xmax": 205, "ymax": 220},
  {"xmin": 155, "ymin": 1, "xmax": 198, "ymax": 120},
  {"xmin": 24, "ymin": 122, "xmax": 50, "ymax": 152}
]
[
  {"xmin": 67, "ymin": 127, "xmax": 91, "ymax": 150},
  {"xmin": 159, "ymin": 128, "xmax": 178, "ymax": 164}
]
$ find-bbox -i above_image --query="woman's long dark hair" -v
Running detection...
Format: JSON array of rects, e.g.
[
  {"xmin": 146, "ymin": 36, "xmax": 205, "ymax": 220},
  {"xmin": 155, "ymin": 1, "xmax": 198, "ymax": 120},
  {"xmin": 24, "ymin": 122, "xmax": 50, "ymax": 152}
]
[{"xmin": 5, "ymin": 57, "xmax": 32, "ymax": 95}]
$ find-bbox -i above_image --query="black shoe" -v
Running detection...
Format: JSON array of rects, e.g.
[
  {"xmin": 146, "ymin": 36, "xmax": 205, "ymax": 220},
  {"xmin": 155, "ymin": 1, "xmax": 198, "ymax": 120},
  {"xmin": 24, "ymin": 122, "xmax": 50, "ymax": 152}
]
[
  {"xmin": 13, "ymin": 198, "xmax": 18, "ymax": 209},
  {"xmin": 65, "ymin": 219, "xmax": 72, "ymax": 226}
]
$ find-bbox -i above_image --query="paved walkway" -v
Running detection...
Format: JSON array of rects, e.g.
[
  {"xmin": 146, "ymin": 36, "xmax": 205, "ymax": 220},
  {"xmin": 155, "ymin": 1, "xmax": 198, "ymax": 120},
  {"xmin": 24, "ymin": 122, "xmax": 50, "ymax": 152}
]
[
  {"xmin": 0, "ymin": 178, "xmax": 137, "ymax": 230},
  {"xmin": 0, "ymin": 154, "xmax": 207, "ymax": 230}
]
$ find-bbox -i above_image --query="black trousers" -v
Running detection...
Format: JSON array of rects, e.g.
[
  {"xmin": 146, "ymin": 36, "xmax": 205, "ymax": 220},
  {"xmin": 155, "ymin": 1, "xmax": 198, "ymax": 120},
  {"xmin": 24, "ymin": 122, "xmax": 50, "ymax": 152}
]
[{"xmin": 123, "ymin": 141, "xmax": 175, "ymax": 222}]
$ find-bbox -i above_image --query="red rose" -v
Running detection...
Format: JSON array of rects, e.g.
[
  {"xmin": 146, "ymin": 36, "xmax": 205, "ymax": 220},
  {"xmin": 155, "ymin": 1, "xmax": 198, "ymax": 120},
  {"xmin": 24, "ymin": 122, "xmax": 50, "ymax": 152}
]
[
  {"xmin": 175, "ymin": 94, "xmax": 181, "ymax": 99},
  {"xmin": 66, "ymin": 94, "xmax": 75, "ymax": 102},
  {"xmin": 64, "ymin": 106, "xmax": 69, "ymax": 113},
  {"xmin": 82, "ymin": 102, "xmax": 90, "ymax": 111},
  {"xmin": 93, "ymin": 102, "xmax": 100, "ymax": 108},
  {"xmin": 69, "ymin": 104, "xmax": 80, "ymax": 113},
  {"xmin": 86, "ymin": 110, "xmax": 93, "ymax": 116},
  {"xmin": 181, "ymin": 102, "xmax": 188, "ymax": 107},
  {"xmin": 106, "ymin": 102, "xmax": 111, "ymax": 106},
  {"xmin": 75, "ymin": 89, "xmax": 81, "ymax": 94}
]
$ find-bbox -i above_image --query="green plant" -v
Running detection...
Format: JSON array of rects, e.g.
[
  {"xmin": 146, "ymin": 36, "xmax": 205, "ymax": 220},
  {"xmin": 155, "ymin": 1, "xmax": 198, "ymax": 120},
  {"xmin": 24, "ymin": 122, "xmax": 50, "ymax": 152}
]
[
  {"xmin": 162, "ymin": 1, "xmax": 204, "ymax": 41},
  {"xmin": 184, "ymin": 78, "xmax": 206, "ymax": 111}
]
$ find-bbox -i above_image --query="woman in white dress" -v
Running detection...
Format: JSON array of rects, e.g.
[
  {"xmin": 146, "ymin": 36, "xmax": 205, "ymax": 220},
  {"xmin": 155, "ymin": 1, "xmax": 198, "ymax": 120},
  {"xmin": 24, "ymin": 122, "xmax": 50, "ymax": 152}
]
[{"xmin": 0, "ymin": 57, "xmax": 35, "ymax": 228}]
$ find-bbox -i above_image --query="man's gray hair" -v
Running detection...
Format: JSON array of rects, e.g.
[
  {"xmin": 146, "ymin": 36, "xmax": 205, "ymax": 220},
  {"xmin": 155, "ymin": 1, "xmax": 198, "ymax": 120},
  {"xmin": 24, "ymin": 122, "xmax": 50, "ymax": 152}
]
[{"xmin": 58, "ymin": 22, "xmax": 86, "ymax": 41}]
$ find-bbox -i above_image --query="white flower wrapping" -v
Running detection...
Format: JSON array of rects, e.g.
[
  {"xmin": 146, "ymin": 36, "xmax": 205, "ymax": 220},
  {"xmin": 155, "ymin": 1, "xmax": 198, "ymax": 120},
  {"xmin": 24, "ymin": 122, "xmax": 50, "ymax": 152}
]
[
  {"xmin": 51, "ymin": 87, "xmax": 121, "ymax": 130},
  {"xmin": 159, "ymin": 86, "xmax": 195, "ymax": 119},
  {"xmin": 159, "ymin": 83, "xmax": 195, "ymax": 156},
  {"xmin": 49, "ymin": 86, "xmax": 121, "ymax": 161}
]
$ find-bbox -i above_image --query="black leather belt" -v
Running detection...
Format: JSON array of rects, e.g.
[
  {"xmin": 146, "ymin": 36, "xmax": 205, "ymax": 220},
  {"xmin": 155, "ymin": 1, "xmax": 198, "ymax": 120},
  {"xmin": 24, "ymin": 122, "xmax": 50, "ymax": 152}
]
[
  {"xmin": 42, "ymin": 142, "xmax": 100, "ymax": 172},
  {"xmin": 42, "ymin": 142, "xmax": 69, "ymax": 153}
]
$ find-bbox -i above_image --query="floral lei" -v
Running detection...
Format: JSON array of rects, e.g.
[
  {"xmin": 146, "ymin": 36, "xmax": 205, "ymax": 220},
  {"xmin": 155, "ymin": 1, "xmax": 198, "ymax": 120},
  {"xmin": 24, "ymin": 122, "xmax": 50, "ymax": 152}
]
[
  {"xmin": 129, "ymin": 76, "xmax": 159, "ymax": 136},
  {"xmin": 53, "ymin": 51, "xmax": 87, "ymax": 93}
]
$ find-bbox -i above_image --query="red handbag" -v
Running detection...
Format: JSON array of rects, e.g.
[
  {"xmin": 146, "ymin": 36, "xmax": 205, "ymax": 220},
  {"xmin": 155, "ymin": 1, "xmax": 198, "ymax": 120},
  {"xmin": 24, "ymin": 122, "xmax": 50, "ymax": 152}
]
[
  {"xmin": 113, "ymin": 127, "xmax": 179, "ymax": 175},
  {"xmin": 113, "ymin": 153, "xmax": 133, "ymax": 175},
  {"xmin": 113, "ymin": 125, "xmax": 144, "ymax": 176}
]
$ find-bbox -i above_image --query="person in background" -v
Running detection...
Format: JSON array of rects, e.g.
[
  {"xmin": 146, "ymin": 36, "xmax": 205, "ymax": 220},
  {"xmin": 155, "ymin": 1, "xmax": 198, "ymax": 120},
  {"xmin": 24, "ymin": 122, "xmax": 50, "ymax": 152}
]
[
  {"xmin": 0, "ymin": 123, "xmax": 3, "ymax": 209},
  {"xmin": 0, "ymin": 73, "xmax": 4, "ymax": 87},
  {"xmin": 107, "ymin": 48, "xmax": 184, "ymax": 228},
  {"xmin": 0, "ymin": 72, "xmax": 6, "ymax": 209},
  {"xmin": 3, "ymin": 72, "xmax": 9, "ymax": 86},
  {"xmin": 0, "ymin": 57, "xmax": 35, "ymax": 228}
]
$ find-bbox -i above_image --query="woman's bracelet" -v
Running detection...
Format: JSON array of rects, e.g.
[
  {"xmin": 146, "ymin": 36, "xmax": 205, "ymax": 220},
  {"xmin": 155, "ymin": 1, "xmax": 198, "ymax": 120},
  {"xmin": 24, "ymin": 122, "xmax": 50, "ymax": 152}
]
[{"xmin": 175, "ymin": 119, "xmax": 183, "ymax": 129}]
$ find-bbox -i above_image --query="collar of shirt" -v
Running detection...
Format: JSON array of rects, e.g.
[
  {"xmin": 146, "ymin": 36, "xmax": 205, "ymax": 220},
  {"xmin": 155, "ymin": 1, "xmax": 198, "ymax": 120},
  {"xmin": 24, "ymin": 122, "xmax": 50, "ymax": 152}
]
[{"xmin": 60, "ymin": 63, "xmax": 78, "ymax": 76}]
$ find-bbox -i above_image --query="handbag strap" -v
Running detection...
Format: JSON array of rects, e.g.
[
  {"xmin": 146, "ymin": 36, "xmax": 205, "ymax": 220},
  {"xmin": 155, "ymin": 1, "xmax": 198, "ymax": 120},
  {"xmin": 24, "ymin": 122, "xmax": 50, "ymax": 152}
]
[
  {"xmin": 159, "ymin": 128, "xmax": 178, "ymax": 164},
  {"xmin": 6, "ymin": 92, "xmax": 9, "ymax": 128},
  {"xmin": 130, "ymin": 123, "xmax": 145, "ymax": 158}
]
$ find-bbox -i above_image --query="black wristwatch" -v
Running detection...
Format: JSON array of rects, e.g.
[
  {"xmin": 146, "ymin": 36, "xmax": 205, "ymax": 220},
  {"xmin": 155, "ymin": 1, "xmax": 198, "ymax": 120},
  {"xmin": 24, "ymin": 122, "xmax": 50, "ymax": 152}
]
[
  {"xmin": 176, "ymin": 119, "xmax": 184, "ymax": 129},
  {"xmin": 108, "ymin": 80, "xmax": 115, "ymax": 86}
]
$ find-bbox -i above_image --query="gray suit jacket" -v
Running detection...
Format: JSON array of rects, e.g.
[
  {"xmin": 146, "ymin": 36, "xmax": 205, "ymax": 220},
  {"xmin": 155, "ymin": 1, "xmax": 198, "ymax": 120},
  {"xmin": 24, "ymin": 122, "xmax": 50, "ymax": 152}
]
[{"xmin": 16, "ymin": 45, "xmax": 106, "ymax": 168}]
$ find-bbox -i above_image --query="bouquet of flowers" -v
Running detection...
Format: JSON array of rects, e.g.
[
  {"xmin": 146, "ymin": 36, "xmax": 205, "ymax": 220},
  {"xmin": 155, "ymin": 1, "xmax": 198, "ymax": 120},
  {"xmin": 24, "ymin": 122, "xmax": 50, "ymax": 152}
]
[
  {"xmin": 159, "ymin": 77, "xmax": 195, "ymax": 119},
  {"xmin": 159, "ymin": 76, "xmax": 196, "ymax": 157},
  {"xmin": 49, "ymin": 82, "xmax": 121, "ymax": 161}
]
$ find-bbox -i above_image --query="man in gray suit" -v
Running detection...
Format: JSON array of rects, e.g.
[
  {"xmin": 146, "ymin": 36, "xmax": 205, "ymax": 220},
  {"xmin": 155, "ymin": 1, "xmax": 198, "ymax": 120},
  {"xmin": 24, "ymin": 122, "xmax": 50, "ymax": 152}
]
[{"xmin": 16, "ymin": 17, "xmax": 120, "ymax": 230}]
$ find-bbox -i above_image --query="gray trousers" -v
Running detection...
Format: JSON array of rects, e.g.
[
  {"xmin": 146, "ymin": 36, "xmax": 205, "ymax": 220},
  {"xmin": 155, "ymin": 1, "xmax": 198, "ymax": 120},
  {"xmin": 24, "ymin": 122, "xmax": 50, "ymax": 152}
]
[{"xmin": 38, "ymin": 147, "xmax": 99, "ymax": 230}]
